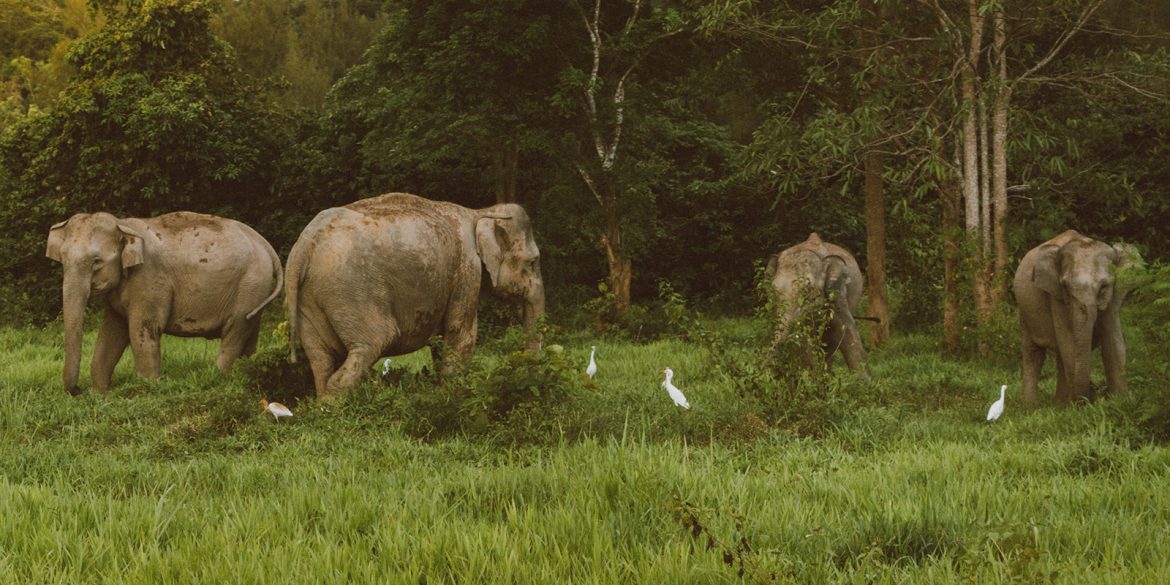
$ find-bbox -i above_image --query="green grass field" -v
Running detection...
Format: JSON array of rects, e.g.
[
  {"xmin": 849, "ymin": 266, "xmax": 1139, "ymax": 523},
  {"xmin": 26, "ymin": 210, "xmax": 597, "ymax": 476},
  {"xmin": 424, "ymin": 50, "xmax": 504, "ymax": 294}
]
[{"xmin": 1, "ymin": 315, "xmax": 1168, "ymax": 584}]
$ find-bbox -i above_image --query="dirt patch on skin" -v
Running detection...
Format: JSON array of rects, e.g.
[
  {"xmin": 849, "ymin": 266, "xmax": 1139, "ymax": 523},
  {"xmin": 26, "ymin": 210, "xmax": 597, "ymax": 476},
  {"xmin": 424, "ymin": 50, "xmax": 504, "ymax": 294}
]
[{"xmin": 156, "ymin": 212, "xmax": 226, "ymax": 233}]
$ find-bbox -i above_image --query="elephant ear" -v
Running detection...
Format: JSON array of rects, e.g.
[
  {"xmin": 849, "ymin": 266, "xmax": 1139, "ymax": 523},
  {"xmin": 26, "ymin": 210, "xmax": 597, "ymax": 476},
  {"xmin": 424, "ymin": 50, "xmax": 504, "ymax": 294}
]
[
  {"xmin": 475, "ymin": 217, "xmax": 508, "ymax": 288},
  {"xmin": 45, "ymin": 219, "xmax": 70, "ymax": 263},
  {"xmin": 117, "ymin": 223, "xmax": 146, "ymax": 270},
  {"xmin": 765, "ymin": 253, "xmax": 779, "ymax": 281},
  {"xmin": 1111, "ymin": 242, "xmax": 1145, "ymax": 298},
  {"xmin": 1031, "ymin": 244, "xmax": 1064, "ymax": 302},
  {"xmin": 821, "ymin": 255, "xmax": 850, "ymax": 299}
]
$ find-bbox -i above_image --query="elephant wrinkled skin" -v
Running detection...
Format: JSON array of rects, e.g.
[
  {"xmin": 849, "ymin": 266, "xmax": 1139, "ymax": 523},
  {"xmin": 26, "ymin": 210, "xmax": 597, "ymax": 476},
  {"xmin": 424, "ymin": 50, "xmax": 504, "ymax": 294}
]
[
  {"xmin": 285, "ymin": 193, "xmax": 546, "ymax": 398},
  {"xmin": 1013, "ymin": 229, "xmax": 1142, "ymax": 404},
  {"xmin": 46, "ymin": 212, "xmax": 283, "ymax": 395},
  {"xmin": 766, "ymin": 233, "xmax": 869, "ymax": 377}
]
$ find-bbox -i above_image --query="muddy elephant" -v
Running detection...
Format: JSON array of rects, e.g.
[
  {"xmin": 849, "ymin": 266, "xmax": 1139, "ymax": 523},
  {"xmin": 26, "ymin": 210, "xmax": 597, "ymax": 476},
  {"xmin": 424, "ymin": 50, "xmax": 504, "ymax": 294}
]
[
  {"xmin": 46, "ymin": 212, "xmax": 283, "ymax": 395},
  {"xmin": 285, "ymin": 193, "xmax": 546, "ymax": 398},
  {"xmin": 1013, "ymin": 230, "xmax": 1142, "ymax": 404},
  {"xmin": 766, "ymin": 233, "xmax": 869, "ymax": 377}
]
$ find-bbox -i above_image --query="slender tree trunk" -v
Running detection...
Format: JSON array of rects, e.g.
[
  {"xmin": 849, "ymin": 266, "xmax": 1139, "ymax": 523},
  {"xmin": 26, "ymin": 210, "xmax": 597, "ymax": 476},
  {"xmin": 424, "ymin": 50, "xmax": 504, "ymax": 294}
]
[
  {"xmin": 942, "ymin": 178, "xmax": 962, "ymax": 352},
  {"xmin": 864, "ymin": 149, "xmax": 890, "ymax": 347},
  {"xmin": 974, "ymin": 96, "xmax": 993, "ymax": 355},
  {"xmin": 991, "ymin": 8, "xmax": 1010, "ymax": 305},
  {"xmin": 961, "ymin": 0, "xmax": 991, "ymax": 352},
  {"xmin": 600, "ymin": 199, "xmax": 631, "ymax": 313},
  {"xmin": 492, "ymin": 143, "xmax": 519, "ymax": 204}
]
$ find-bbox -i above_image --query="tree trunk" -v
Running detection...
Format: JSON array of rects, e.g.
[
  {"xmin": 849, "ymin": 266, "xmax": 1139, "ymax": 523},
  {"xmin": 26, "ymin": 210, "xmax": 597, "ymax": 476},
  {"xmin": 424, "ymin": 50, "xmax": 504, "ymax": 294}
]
[
  {"xmin": 601, "ymin": 200, "xmax": 631, "ymax": 314},
  {"xmin": 492, "ymin": 143, "xmax": 519, "ymax": 204},
  {"xmin": 961, "ymin": 0, "xmax": 990, "ymax": 352},
  {"xmin": 991, "ymin": 8, "xmax": 1010, "ymax": 305},
  {"xmin": 863, "ymin": 149, "xmax": 890, "ymax": 347},
  {"xmin": 942, "ymin": 178, "xmax": 962, "ymax": 352}
]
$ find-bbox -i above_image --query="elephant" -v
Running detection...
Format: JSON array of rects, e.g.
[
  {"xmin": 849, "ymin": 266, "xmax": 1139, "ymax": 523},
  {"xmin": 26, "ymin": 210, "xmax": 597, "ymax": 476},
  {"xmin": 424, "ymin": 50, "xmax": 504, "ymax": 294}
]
[
  {"xmin": 46, "ymin": 211, "xmax": 283, "ymax": 395},
  {"xmin": 284, "ymin": 192, "xmax": 546, "ymax": 398},
  {"xmin": 1012, "ymin": 229, "xmax": 1142, "ymax": 404},
  {"xmin": 765, "ymin": 232, "xmax": 869, "ymax": 377}
]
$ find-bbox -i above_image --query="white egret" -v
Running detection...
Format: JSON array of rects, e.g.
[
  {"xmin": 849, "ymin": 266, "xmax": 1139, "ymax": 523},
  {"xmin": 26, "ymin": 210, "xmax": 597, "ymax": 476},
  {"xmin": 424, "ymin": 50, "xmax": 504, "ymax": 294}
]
[
  {"xmin": 986, "ymin": 385, "xmax": 1006, "ymax": 421},
  {"xmin": 586, "ymin": 346, "xmax": 598, "ymax": 379},
  {"xmin": 381, "ymin": 357, "xmax": 392, "ymax": 377},
  {"xmin": 261, "ymin": 399, "xmax": 293, "ymax": 421},
  {"xmin": 662, "ymin": 368, "xmax": 690, "ymax": 409}
]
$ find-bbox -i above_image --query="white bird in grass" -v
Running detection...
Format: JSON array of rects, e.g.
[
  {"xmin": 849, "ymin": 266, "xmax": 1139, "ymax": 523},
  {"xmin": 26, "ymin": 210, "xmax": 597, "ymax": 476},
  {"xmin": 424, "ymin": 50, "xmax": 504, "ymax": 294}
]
[
  {"xmin": 662, "ymin": 368, "xmax": 690, "ymax": 410},
  {"xmin": 585, "ymin": 346, "xmax": 598, "ymax": 379},
  {"xmin": 986, "ymin": 385, "xmax": 1006, "ymax": 421},
  {"xmin": 381, "ymin": 357, "xmax": 392, "ymax": 377},
  {"xmin": 261, "ymin": 399, "xmax": 293, "ymax": 421}
]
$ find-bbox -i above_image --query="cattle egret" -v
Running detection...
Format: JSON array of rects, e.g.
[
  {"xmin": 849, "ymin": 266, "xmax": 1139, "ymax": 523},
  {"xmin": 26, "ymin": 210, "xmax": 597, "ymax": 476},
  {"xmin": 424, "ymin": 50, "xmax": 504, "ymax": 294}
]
[
  {"xmin": 381, "ymin": 358, "xmax": 392, "ymax": 376},
  {"xmin": 261, "ymin": 399, "xmax": 293, "ymax": 421},
  {"xmin": 986, "ymin": 385, "xmax": 1006, "ymax": 421},
  {"xmin": 662, "ymin": 368, "xmax": 690, "ymax": 409},
  {"xmin": 586, "ymin": 346, "xmax": 598, "ymax": 379}
]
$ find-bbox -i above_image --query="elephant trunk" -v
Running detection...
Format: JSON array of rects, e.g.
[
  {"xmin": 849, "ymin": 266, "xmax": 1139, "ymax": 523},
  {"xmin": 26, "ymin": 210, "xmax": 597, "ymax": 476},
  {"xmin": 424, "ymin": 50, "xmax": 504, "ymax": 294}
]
[
  {"xmin": 62, "ymin": 266, "xmax": 91, "ymax": 395},
  {"xmin": 523, "ymin": 281, "xmax": 546, "ymax": 351},
  {"xmin": 1068, "ymin": 301, "xmax": 1097, "ymax": 402}
]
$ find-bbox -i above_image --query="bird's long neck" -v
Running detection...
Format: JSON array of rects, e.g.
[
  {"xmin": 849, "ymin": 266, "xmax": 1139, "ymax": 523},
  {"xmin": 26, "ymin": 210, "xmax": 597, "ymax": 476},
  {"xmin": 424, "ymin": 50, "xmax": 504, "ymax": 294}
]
[{"xmin": 1000, "ymin": 386, "xmax": 1006, "ymax": 400}]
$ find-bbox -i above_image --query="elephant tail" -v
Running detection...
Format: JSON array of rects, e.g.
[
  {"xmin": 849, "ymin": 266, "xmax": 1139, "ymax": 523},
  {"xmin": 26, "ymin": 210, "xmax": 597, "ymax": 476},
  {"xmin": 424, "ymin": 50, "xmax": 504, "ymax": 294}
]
[
  {"xmin": 284, "ymin": 207, "xmax": 346, "ymax": 363},
  {"xmin": 246, "ymin": 236, "xmax": 284, "ymax": 321}
]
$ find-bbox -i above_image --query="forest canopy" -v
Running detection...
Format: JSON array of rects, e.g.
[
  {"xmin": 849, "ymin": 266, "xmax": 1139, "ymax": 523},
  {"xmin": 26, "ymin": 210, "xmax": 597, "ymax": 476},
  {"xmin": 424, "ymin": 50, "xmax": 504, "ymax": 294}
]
[{"xmin": 2, "ymin": 0, "xmax": 1168, "ymax": 350}]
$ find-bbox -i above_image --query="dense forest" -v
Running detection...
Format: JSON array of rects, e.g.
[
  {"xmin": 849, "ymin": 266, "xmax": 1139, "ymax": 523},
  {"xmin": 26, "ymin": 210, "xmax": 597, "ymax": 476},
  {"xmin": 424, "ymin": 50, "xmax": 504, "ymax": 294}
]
[{"xmin": 2, "ymin": 0, "xmax": 1169, "ymax": 346}]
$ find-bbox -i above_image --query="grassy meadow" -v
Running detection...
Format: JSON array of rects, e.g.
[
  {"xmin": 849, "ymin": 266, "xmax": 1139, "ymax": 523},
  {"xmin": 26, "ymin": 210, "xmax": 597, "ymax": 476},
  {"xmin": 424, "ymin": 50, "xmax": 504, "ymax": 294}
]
[{"xmin": 1, "ymin": 309, "xmax": 1169, "ymax": 584}]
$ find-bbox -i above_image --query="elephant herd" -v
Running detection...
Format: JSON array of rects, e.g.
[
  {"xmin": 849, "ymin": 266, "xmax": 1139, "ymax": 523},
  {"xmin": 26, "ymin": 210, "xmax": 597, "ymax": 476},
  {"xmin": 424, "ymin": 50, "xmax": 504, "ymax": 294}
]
[{"xmin": 46, "ymin": 192, "xmax": 1141, "ymax": 406}]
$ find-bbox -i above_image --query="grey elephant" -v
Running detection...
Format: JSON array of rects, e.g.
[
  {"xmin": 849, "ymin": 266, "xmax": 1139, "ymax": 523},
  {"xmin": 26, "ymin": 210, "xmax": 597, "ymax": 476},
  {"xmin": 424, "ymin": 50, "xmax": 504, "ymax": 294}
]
[
  {"xmin": 285, "ymin": 193, "xmax": 546, "ymax": 397},
  {"xmin": 46, "ymin": 212, "xmax": 283, "ymax": 395},
  {"xmin": 766, "ymin": 233, "xmax": 869, "ymax": 377},
  {"xmin": 1013, "ymin": 229, "xmax": 1142, "ymax": 404}
]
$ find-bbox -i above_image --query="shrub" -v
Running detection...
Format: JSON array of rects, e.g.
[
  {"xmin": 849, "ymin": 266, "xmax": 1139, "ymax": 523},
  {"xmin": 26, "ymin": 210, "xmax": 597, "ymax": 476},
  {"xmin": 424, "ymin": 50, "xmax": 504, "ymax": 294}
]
[
  {"xmin": 381, "ymin": 328, "xmax": 587, "ymax": 445},
  {"xmin": 586, "ymin": 281, "xmax": 676, "ymax": 342},
  {"xmin": 232, "ymin": 344, "xmax": 315, "ymax": 405},
  {"xmin": 659, "ymin": 280, "xmax": 866, "ymax": 439}
]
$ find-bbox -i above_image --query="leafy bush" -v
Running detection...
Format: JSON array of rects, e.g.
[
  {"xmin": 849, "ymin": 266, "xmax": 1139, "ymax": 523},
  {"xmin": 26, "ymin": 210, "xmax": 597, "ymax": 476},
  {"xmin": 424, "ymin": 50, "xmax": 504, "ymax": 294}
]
[
  {"xmin": 586, "ymin": 281, "xmax": 677, "ymax": 342},
  {"xmin": 659, "ymin": 280, "xmax": 868, "ymax": 439},
  {"xmin": 232, "ymin": 344, "xmax": 315, "ymax": 405},
  {"xmin": 372, "ymin": 328, "xmax": 587, "ymax": 445}
]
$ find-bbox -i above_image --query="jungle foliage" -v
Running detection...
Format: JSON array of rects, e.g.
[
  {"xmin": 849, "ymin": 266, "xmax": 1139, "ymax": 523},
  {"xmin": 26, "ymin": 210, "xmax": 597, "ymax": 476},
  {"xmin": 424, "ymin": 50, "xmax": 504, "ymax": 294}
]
[{"xmin": 1, "ymin": 0, "xmax": 1168, "ymax": 339}]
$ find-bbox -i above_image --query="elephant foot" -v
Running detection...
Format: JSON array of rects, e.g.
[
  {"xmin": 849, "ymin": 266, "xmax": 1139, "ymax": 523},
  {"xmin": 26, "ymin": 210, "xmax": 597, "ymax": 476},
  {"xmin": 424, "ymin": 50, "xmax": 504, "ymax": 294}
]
[{"xmin": 66, "ymin": 385, "xmax": 83, "ymax": 396}]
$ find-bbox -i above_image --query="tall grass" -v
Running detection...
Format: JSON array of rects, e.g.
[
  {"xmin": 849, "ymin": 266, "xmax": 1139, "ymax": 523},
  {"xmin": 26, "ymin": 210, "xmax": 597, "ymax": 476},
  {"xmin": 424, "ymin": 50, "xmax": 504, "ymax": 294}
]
[{"xmin": 1, "ymin": 307, "xmax": 1168, "ymax": 583}]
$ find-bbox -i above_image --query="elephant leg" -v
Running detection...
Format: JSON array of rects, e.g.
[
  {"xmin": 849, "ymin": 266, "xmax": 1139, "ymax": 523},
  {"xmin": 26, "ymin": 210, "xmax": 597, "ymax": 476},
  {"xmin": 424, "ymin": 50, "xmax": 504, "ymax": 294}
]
[
  {"xmin": 824, "ymin": 311, "xmax": 868, "ymax": 378},
  {"xmin": 242, "ymin": 319, "xmax": 261, "ymax": 358},
  {"xmin": 836, "ymin": 319, "xmax": 868, "ymax": 377},
  {"xmin": 127, "ymin": 314, "xmax": 163, "ymax": 379},
  {"xmin": 1053, "ymin": 353, "xmax": 1071, "ymax": 403},
  {"xmin": 325, "ymin": 344, "xmax": 378, "ymax": 397},
  {"xmin": 1020, "ymin": 339, "xmax": 1045, "ymax": 405},
  {"xmin": 303, "ymin": 345, "xmax": 336, "ymax": 398},
  {"xmin": 1098, "ymin": 311, "xmax": 1128, "ymax": 396},
  {"xmin": 440, "ymin": 292, "xmax": 479, "ymax": 375},
  {"xmin": 91, "ymin": 309, "xmax": 130, "ymax": 393},
  {"xmin": 215, "ymin": 319, "xmax": 249, "ymax": 372}
]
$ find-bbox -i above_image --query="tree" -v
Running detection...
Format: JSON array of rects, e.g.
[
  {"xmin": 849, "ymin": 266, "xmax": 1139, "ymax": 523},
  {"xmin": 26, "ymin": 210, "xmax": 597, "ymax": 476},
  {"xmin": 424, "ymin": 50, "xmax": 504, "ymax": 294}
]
[
  {"xmin": 556, "ymin": 0, "xmax": 686, "ymax": 313},
  {"xmin": 325, "ymin": 0, "xmax": 567, "ymax": 206},
  {"xmin": 0, "ymin": 0, "xmax": 283, "ymax": 322},
  {"xmin": 213, "ymin": 0, "xmax": 385, "ymax": 109}
]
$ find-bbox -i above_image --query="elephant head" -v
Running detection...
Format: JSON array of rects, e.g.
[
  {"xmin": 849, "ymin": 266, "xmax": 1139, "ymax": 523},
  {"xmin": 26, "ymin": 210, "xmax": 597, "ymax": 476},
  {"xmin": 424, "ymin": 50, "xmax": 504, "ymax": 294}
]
[
  {"xmin": 1031, "ymin": 234, "xmax": 1142, "ymax": 399},
  {"xmin": 766, "ymin": 243, "xmax": 852, "ymax": 344},
  {"xmin": 46, "ymin": 213, "xmax": 147, "ymax": 395},
  {"xmin": 476, "ymin": 205, "xmax": 546, "ymax": 343}
]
